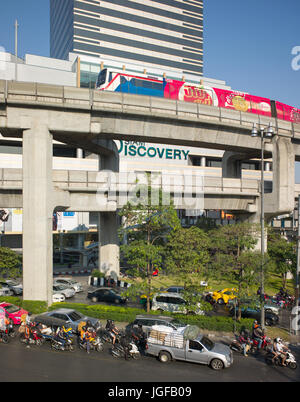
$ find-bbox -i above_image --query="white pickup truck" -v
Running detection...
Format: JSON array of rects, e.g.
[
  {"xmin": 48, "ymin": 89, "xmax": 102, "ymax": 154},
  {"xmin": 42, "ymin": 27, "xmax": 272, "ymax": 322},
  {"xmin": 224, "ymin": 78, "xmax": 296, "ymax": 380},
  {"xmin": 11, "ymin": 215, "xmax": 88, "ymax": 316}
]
[{"xmin": 147, "ymin": 325, "xmax": 233, "ymax": 370}]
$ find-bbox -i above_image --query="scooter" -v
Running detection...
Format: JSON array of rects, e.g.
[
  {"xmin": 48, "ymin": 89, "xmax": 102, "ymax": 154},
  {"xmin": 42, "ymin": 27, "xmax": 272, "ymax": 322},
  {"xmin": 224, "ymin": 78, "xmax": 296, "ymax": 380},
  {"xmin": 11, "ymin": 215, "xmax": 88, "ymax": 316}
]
[{"xmin": 265, "ymin": 350, "xmax": 297, "ymax": 369}]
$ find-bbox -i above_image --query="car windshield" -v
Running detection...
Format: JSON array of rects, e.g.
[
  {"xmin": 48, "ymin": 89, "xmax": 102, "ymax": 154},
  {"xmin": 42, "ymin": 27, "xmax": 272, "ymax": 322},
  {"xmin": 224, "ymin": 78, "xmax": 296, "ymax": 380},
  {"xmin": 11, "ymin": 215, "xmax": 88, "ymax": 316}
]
[
  {"xmin": 56, "ymin": 284, "xmax": 68, "ymax": 290},
  {"xmin": 6, "ymin": 280, "xmax": 19, "ymax": 286},
  {"xmin": 170, "ymin": 319, "xmax": 186, "ymax": 329},
  {"xmin": 68, "ymin": 311, "xmax": 84, "ymax": 321},
  {"xmin": 200, "ymin": 336, "xmax": 215, "ymax": 351},
  {"xmin": 4, "ymin": 304, "xmax": 19, "ymax": 314}
]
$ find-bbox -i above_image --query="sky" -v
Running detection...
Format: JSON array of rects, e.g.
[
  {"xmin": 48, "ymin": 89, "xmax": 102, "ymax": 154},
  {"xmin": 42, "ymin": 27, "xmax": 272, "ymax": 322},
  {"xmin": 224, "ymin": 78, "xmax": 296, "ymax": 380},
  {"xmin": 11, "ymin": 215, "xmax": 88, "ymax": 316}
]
[{"xmin": 0, "ymin": 0, "xmax": 300, "ymax": 175}]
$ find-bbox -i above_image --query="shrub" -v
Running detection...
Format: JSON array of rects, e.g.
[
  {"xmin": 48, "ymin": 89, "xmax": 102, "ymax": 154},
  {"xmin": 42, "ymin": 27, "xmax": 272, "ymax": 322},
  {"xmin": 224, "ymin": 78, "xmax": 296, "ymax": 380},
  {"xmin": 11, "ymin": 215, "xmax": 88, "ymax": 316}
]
[
  {"xmin": 48, "ymin": 302, "xmax": 252, "ymax": 332},
  {"xmin": 90, "ymin": 270, "xmax": 105, "ymax": 279},
  {"xmin": 0, "ymin": 297, "xmax": 47, "ymax": 315}
]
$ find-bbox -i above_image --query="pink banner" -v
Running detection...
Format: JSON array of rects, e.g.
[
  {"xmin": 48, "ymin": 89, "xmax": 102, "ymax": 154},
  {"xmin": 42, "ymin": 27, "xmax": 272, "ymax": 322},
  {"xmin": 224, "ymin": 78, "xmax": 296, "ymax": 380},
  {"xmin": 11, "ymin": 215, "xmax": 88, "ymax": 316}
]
[{"xmin": 213, "ymin": 88, "xmax": 272, "ymax": 117}]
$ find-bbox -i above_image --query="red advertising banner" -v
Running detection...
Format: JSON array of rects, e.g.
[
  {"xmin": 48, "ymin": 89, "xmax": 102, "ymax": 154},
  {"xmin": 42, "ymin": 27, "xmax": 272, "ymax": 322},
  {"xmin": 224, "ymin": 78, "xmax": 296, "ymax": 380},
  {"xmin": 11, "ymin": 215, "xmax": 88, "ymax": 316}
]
[{"xmin": 213, "ymin": 88, "xmax": 272, "ymax": 117}]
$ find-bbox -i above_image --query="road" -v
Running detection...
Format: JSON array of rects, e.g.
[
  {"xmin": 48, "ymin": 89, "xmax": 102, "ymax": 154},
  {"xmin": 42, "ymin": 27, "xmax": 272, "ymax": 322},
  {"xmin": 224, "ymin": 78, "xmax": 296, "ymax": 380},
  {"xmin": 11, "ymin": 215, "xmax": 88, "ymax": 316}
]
[{"xmin": 0, "ymin": 335, "xmax": 299, "ymax": 384}]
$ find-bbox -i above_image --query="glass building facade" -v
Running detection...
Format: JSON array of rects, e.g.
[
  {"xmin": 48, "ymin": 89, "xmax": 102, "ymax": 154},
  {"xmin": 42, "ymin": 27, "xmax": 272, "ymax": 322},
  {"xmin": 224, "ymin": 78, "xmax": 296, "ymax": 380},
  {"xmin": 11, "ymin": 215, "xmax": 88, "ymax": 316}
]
[{"xmin": 50, "ymin": 0, "xmax": 203, "ymax": 77}]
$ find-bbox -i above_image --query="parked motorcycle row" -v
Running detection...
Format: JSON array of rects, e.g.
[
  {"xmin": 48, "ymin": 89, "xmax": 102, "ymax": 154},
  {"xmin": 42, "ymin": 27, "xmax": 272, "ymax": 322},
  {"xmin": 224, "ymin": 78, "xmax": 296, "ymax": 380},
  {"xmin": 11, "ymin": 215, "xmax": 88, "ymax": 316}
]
[{"xmin": 0, "ymin": 319, "xmax": 147, "ymax": 361}]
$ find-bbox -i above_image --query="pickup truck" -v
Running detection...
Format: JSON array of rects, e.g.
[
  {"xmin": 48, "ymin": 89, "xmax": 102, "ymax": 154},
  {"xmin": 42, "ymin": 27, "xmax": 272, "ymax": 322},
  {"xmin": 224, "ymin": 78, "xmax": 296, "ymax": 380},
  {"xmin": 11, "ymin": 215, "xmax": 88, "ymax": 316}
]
[{"xmin": 147, "ymin": 330, "xmax": 233, "ymax": 370}]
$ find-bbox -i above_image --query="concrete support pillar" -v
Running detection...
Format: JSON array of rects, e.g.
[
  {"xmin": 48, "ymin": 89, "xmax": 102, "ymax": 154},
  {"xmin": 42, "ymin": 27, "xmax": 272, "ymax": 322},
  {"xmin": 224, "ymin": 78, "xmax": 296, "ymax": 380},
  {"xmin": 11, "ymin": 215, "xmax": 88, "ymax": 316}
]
[
  {"xmin": 97, "ymin": 140, "xmax": 120, "ymax": 279},
  {"xmin": 265, "ymin": 137, "xmax": 295, "ymax": 217},
  {"xmin": 22, "ymin": 123, "xmax": 53, "ymax": 305},
  {"xmin": 98, "ymin": 211, "xmax": 119, "ymax": 279},
  {"xmin": 222, "ymin": 151, "xmax": 243, "ymax": 179},
  {"xmin": 200, "ymin": 156, "xmax": 206, "ymax": 167}
]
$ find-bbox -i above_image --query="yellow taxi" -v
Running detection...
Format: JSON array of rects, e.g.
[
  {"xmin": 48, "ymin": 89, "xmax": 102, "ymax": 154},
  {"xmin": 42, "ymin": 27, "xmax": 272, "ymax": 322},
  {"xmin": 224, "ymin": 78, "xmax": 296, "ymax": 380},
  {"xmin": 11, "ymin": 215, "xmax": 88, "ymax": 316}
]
[{"xmin": 212, "ymin": 288, "xmax": 238, "ymax": 305}]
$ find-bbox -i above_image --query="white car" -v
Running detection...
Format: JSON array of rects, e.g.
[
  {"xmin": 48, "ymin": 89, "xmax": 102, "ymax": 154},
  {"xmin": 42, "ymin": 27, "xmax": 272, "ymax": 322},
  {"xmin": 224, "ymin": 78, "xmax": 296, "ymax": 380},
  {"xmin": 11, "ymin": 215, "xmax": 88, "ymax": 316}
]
[
  {"xmin": 54, "ymin": 278, "xmax": 83, "ymax": 293},
  {"xmin": 0, "ymin": 287, "xmax": 14, "ymax": 297},
  {"xmin": 52, "ymin": 293, "xmax": 66, "ymax": 303},
  {"xmin": 151, "ymin": 292, "xmax": 204, "ymax": 315},
  {"xmin": 53, "ymin": 284, "xmax": 75, "ymax": 299}
]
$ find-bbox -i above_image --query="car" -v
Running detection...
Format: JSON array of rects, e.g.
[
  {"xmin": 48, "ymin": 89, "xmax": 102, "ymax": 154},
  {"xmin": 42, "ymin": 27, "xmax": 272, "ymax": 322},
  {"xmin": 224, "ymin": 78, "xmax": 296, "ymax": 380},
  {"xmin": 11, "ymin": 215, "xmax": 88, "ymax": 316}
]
[
  {"xmin": 87, "ymin": 287, "xmax": 127, "ymax": 304},
  {"xmin": 52, "ymin": 292, "xmax": 66, "ymax": 303},
  {"xmin": 0, "ymin": 302, "xmax": 28, "ymax": 325},
  {"xmin": 125, "ymin": 314, "xmax": 187, "ymax": 336},
  {"xmin": 151, "ymin": 292, "xmax": 204, "ymax": 315},
  {"xmin": 229, "ymin": 306, "xmax": 279, "ymax": 326},
  {"xmin": 161, "ymin": 286, "xmax": 185, "ymax": 294},
  {"xmin": 0, "ymin": 287, "xmax": 14, "ymax": 297},
  {"xmin": 34, "ymin": 308, "xmax": 102, "ymax": 333},
  {"xmin": 0, "ymin": 280, "xmax": 23, "ymax": 295},
  {"xmin": 52, "ymin": 284, "xmax": 75, "ymax": 299},
  {"xmin": 212, "ymin": 288, "xmax": 238, "ymax": 305},
  {"xmin": 227, "ymin": 298, "xmax": 280, "ymax": 315},
  {"xmin": 53, "ymin": 278, "xmax": 83, "ymax": 293}
]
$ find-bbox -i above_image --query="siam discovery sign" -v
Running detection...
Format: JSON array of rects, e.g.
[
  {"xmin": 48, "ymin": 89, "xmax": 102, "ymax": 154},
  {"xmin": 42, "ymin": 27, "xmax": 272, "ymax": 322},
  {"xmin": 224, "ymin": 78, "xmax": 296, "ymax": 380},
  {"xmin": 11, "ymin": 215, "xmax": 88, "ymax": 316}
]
[{"xmin": 117, "ymin": 140, "xmax": 190, "ymax": 161}]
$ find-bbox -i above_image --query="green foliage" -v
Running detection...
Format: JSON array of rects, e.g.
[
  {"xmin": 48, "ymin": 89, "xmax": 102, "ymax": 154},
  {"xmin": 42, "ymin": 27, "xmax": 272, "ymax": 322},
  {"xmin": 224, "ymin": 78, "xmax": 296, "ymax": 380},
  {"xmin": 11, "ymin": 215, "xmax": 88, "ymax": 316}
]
[
  {"xmin": 267, "ymin": 229, "xmax": 296, "ymax": 289},
  {"xmin": 91, "ymin": 270, "xmax": 105, "ymax": 279},
  {"xmin": 48, "ymin": 302, "xmax": 251, "ymax": 332},
  {"xmin": 119, "ymin": 184, "xmax": 181, "ymax": 312},
  {"xmin": 0, "ymin": 247, "xmax": 22, "ymax": 280},
  {"xmin": 165, "ymin": 226, "xmax": 210, "ymax": 277},
  {"xmin": 0, "ymin": 296, "xmax": 47, "ymax": 315}
]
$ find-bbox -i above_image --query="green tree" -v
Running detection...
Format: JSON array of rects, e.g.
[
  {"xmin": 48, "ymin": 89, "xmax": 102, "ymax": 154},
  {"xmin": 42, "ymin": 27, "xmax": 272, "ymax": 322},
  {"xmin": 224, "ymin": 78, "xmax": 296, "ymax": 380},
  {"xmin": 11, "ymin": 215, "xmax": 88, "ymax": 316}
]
[
  {"xmin": 267, "ymin": 229, "xmax": 296, "ymax": 290},
  {"xmin": 164, "ymin": 226, "xmax": 212, "ymax": 312},
  {"xmin": 119, "ymin": 185, "xmax": 180, "ymax": 312},
  {"xmin": 0, "ymin": 247, "xmax": 22, "ymax": 280},
  {"xmin": 209, "ymin": 222, "xmax": 264, "ymax": 319}
]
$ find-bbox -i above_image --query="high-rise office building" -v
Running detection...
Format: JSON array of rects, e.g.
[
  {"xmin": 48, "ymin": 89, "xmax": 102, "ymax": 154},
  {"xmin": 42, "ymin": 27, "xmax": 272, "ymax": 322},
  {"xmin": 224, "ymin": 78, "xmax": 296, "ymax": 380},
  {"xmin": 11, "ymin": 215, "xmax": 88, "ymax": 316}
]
[{"xmin": 50, "ymin": 0, "xmax": 203, "ymax": 77}]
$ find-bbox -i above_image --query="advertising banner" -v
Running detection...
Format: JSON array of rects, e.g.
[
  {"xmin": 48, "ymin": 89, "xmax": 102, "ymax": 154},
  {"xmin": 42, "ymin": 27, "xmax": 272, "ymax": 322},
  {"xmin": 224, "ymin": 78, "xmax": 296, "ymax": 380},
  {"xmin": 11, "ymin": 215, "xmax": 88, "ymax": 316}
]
[{"xmin": 213, "ymin": 88, "xmax": 272, "ymax": 117}]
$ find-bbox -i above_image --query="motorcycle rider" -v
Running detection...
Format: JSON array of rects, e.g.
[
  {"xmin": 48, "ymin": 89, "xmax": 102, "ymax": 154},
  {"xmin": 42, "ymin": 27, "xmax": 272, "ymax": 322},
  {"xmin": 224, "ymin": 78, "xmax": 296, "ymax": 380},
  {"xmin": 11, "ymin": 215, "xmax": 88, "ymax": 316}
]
[
  {"xmin": 83, "ymin": 327, "xmax": 93, "ymax": 354},
  {"xmin": 275, "ymin": 338, "xmax": 289, "ymax": 366},
  {"xmin": 119, "ymin": 332, "xmax": 132, "ymax": 360},
  {"xmin": 106, "ymin": 319, "xmax": 120, "ymax": 345},
  {"xmin": 130, "ymin": 324, "xmax": 147, "ymax": 354},
  {"xmin": 239, "ymin": 326, "xmax": 251, "ymax": 357},
  {"xmin": 252, "ymin": 320, "xmax": 264, "ymax": 352},
  {"xmin": 54, "ymin": 326, "xmax": 67, "ymax": 348}
]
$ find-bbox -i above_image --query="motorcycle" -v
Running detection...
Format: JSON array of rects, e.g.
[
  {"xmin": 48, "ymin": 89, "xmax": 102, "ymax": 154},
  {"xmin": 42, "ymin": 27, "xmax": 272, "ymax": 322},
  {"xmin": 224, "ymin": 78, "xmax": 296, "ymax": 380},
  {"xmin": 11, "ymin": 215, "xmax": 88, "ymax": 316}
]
[
  {"xmin": 51, "ymin": 336, "xmax": 74, "ymax": 352},
  {"xmin": 7, "ymin": 322, "xmax": 16, "ymax": 338},
  {"xmin": 251, "ymin": 334, "xmax": 272, "ymax": 353},
  {"xmin": 111, "ymin": 340, "xmax": 141, "ymax": 360},
  {"xmin": 265, "ymin": 350, "xmax": 297, "ymax": 369},
  {"xmin": 230, "ymin": 334, "xmax": 254, "ymax": 355},
  {"xmin": 0, "ymin": 329, "xmax": 9, "ymax": 344},
  {"xmin": 19, "ymin": 326, "xmax": 44, "ymax": 346},
  {"xmin": 79, "ymin": 331, "xmax": 104, "ymax": 353}
]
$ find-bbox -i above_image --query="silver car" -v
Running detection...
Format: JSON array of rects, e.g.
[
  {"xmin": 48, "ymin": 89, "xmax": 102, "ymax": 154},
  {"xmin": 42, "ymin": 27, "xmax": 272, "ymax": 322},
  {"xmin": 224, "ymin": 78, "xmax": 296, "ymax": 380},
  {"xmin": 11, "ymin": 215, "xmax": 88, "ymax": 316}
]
[
  {"xmin": 53, "ymin": 284, "xmax": 75, "ymax": 298},
  {"xmin": 35, "ymin": 308, "xmax": 102, "ymax": 333}
]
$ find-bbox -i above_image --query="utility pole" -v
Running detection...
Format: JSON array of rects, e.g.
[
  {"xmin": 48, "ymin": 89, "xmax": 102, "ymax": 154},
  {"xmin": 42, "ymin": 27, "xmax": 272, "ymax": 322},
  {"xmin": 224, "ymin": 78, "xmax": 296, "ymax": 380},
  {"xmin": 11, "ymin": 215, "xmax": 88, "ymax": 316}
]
[{"xmin": 14, "ymin": 19, "xmax": 19, "ymax": 81}]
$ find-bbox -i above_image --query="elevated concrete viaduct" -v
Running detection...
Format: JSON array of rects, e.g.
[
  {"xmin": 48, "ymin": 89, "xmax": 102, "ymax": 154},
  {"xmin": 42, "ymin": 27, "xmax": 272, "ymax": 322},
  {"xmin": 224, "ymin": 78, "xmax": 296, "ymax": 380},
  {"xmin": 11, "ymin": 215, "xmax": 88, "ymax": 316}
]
[{"xmin": 0, "ymin": 80, "xmax": 299, "ymax": 304}]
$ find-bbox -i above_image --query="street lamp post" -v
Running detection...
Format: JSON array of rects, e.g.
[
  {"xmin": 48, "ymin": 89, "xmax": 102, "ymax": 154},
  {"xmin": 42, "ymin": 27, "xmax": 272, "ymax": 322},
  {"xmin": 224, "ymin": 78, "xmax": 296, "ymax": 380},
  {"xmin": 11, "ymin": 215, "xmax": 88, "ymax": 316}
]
[{"xmin": 251, "ymin": 122, "xmax": 274, "ymax": 330}]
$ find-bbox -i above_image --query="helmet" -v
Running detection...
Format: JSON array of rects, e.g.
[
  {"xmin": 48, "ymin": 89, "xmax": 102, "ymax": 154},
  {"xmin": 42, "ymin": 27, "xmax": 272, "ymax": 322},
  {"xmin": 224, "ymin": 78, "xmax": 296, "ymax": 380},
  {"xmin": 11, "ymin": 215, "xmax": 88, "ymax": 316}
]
[
  {"xmin": 87, "ymin": 320, "xmax": 92, "ymax": 327},
  {"xmin": 275, "ymin": 337, "xmax": 282, "ymax": 343}
]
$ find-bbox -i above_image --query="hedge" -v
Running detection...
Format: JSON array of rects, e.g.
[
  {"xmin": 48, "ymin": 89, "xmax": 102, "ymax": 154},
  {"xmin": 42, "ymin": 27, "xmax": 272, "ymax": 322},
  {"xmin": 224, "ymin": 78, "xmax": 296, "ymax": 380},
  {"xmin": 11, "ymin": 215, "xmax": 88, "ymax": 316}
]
[
  {"xmin": 0, "ymin": 297, "xmax": 48, "ymax": 315},
  {"xmin": 49, "ymin": 302, "xmax": 253, "ymax": 333},
  {"xmin": 0, "ymin": 297, "xmax": 253, "ymax": 333}
]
